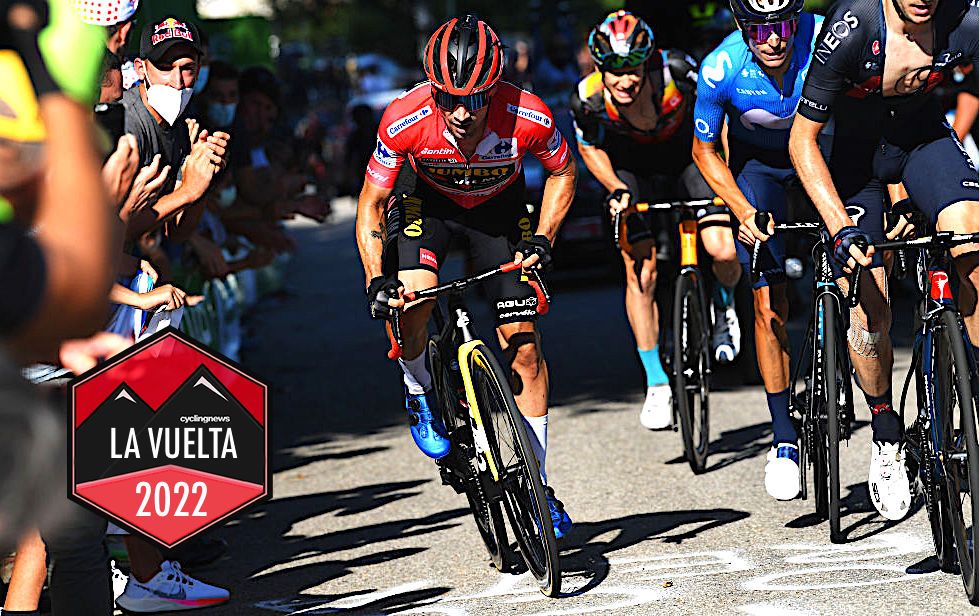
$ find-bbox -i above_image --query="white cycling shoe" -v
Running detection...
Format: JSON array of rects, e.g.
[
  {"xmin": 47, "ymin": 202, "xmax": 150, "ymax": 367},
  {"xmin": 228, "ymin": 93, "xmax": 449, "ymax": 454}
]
[
  {"xmin": 765, "ymin": 443, "xmax": 801, "ymax": 501},
  {"xmin": 639, "ymin": 384, "xmax": 672, "ymax": 430},
  {"xmin": 869, "ymin": 441, "xmax": 912, "ymax": 521},
  {"xmin": 712, "ymin": 302, "xmax": 741, "ymax": 363}
]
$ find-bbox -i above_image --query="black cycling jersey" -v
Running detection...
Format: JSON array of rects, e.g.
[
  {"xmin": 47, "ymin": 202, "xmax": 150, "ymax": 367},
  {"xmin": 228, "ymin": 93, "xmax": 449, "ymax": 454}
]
[{"xmin": 799, "ymin": 0, "xmax": 979, "ymax": 136}]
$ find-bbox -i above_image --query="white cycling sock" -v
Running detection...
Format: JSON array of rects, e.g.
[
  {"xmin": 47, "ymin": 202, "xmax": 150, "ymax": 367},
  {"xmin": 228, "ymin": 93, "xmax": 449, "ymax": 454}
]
[
  {"xmin": 523, "ymin": 414, "xmax": 548, "ymax": 485},
  {"xmin": 399, "ymin": 352, "xmax": 432, "ymax": 395}
]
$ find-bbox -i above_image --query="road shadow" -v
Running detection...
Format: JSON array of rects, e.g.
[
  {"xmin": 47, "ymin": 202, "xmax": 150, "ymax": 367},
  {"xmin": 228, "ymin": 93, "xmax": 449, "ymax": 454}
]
[
  {"xmin": 187, "ymin": 480, "xmax": 467, "ymax": 614},
  {"xmin": 555, "ymin": 508, "xmax": 750, "ymax": 596},
  {"xmin": 785, "ymin": 480, "xmax": 920, "ymax": 542},
  {"xmin": 666, "ymin": 421, "xmax": 772, "ymax": 474}
]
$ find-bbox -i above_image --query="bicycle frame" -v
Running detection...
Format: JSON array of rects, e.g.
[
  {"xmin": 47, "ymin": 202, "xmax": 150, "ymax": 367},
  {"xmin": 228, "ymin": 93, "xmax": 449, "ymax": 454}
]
[
  {"xmin": 431, "ymin": 296, "xmax": 503, "ymax": 483},
  {"xmin": 900, "ymin": 249, "xmax": 971, "ymax": 489}
]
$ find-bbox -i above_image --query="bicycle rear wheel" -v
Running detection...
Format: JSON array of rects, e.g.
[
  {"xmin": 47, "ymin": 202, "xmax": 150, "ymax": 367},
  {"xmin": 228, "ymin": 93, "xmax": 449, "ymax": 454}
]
[
  {"xmin": 821, "ymin": 293, "xmax": 844, "ymax": 543},
  {"xmin": 429, "ymin": 338, "xmax": 509, "ymax": 571},
  {"xmin": 673, "ymin": 270, "xmax": 710, "ymax": 474},
  {"xmin": 914, "ymin": 358, "xmax": 957, "ymax": 572},
  {"xmin": 933, "ymin": 310, "xmax": 979, "ymax": 603},
  {"xmin": 469, "ymin": 344, "xmax": 561, "ymax": 597}
]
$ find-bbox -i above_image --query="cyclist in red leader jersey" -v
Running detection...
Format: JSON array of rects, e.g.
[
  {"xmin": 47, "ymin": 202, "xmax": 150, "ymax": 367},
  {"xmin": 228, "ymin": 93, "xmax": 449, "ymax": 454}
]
[{"xmin": 355, "ymin": 16, "xmax": 577, "ymax": 537}]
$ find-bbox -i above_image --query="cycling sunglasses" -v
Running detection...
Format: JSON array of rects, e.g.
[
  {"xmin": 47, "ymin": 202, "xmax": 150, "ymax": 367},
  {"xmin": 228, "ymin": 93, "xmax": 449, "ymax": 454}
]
[
  {"xmin": 746, "ymin": 18, "xmax": 798, "ymax": 45},
  {"xmin": 432, "ymin": 88, "xmax": 491, "ymax": 112}
]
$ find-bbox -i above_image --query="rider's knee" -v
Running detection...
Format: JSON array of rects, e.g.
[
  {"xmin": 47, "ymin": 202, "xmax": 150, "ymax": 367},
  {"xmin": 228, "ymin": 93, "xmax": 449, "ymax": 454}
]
[
  {"xmin": 753, "ymin": 292, "xmax": 785, "ymax": 332},
  {"xmin": 508, "ymin": 334, "xmax": 542, "ymax": 377},
  {"xmin": 848, "ymin": 302, "xmax": 890, "ymax": 358},
  {"xmin": 705, "ymin": 234, "xmax": 737, "ymax": 263},
  {"xmin": 625, "ymin": 260, "xmax": 657, "ymax": 296}
]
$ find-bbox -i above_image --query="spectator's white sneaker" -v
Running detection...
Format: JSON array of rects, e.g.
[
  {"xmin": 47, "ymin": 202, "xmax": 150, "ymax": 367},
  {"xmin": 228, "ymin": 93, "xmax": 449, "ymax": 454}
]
[
  {"xmin": 115, "ymin": 560, "xmax": 229, "ymax": 612},
  {"xmin": 111, "ymin": 560, "xmax": 128, "ymax": 601},
  {"xmin": 639, "ymin": 385, "xmax": 672, "ymax": 430},
  {"xmin": 765, "ymin": 443, "xmax": 801, "ymax": 500},
  {"xmin": 869, "ymin": 442, "xmax": 911, "ymax": 520}
]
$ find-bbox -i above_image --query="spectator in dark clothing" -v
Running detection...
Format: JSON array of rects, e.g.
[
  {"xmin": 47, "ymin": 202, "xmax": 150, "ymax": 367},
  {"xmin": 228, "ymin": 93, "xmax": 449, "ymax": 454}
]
[
  {"xmin": 344, "ymin": 103, "xmax": 377, "ymax": 196},
  {"xmin": 121, "ymin": 16, "xmax": 229, "ymax": 241}
]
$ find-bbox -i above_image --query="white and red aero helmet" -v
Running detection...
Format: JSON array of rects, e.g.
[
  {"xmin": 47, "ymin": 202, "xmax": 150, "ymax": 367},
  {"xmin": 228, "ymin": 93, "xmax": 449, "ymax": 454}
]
[{"xmin": 71, "ymin": 0, "xmax": 139, "ymax": 26}]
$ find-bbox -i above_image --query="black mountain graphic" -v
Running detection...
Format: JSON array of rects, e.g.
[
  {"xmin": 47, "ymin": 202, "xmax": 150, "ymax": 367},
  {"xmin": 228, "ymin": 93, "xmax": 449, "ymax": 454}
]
[
  {"xmin": 74, "ymin": 365, "xmax": 265, "ymax": 485},
  {"xmin": 145, "ymin": 364, "xmax": 265, "ymax": 484},
  {"xmin": 75, "ymin": 383, "xmax": 156, "ymax": 483}
]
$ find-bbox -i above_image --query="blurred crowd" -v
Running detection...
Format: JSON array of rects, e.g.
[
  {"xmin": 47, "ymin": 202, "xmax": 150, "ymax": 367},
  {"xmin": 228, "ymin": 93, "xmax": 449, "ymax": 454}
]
[{"xmin": 0, "ymin": 0, "xmax": 329, "ymax": 613}]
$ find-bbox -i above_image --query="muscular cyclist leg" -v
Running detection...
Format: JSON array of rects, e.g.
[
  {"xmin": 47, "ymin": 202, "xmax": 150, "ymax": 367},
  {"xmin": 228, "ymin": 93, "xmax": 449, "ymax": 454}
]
[
  {"xmin": 396, "ymin": 268, "xmax": 438, "ymax": 361},
  {"xmin": 700, "ymin": 215, "xmax": 741, "ymax": 289},
  {"xmin": 838, "ymin": 267, "xmax": 897, "ymax": 439},
  {"xmin": 622, "ymin": 239, "xmax": 660, "ymax": 349},
  {"xmin": 937, "ymin": 200, "xmax": 979, "ymax": 346},
  {"xmin": 754, "ymin": 283, "xmax": 790, "ymax": 392},
  {"xmin": 497, "ymin": 321, "xmax": 548, "ymax": 418}
]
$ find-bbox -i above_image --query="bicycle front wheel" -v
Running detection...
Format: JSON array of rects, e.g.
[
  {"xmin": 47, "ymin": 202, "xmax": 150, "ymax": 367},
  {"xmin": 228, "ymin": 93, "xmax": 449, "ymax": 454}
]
[
  {"xmin": 429, "ymin": 338, "xmax": 510, "ymax": 571},
  {"xmin": 933, "ymin": 309, "xmax": 979, "ymax": 603},
  {"xmin": 673, "ymin": 270, "xmax": 710, "ymax": 474},
  {"xmin": 821, "ymin": 293, "xmax": 844, "ymax": 543},
  {"xmin": 469, "ymin": 344, "xmax": 561, "ymax": 597}
]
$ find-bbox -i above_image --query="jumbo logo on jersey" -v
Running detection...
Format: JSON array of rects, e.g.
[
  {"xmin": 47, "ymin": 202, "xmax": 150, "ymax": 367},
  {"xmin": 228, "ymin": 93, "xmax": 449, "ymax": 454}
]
[
  {"xmin": 419, "ymin": 162, "xmax": 517, "ymax": 192},
  {"xmin": 702, "ymin": 51, "xmax": 732, "ymax": 89},
  {"xmin": 815, "ymin": 11, "xmax": 859, "ymax": 65}
]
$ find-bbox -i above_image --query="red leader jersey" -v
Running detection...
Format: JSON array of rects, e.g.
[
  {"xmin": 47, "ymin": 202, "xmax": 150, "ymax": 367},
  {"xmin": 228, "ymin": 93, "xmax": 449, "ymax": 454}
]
[{"xmin": 365, "ymin": 81, "xmax": 571, "ymax": 209}]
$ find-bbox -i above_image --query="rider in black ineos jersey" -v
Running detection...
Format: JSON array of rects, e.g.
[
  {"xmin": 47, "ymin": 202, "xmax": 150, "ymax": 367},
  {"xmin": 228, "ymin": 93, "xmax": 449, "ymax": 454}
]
[{"xmin": 790, "ymin": 0, "xmax": 979, "ymax": 521}]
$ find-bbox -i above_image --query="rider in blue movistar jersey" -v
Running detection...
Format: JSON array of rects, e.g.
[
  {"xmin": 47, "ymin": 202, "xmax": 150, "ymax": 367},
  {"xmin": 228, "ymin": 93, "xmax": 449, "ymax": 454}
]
[{"xmin": 692, "ymin": 0, "xmax": 821, "ymax": 501}]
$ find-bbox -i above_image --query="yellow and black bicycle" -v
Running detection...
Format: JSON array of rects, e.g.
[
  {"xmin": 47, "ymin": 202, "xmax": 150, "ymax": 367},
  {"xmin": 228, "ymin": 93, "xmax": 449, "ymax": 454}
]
[
  {"xmin": 614, "ymin": 197, "xmax": 726, "ymax": 473},
  {"xmin": 386, "ymin": 263, "xmax": 560, "ymax": 596}
]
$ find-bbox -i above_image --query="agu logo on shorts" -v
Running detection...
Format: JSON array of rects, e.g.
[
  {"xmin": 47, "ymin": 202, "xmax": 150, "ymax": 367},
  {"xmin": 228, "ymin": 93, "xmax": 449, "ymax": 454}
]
[{"xmin": 68, "ymin": 328, "xmax": 269, "ymax": 547}]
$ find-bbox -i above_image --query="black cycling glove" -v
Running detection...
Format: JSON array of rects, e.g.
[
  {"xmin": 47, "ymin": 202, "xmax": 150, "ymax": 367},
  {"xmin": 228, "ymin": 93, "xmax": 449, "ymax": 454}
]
[
  {"xmin": 605, "ymin": 188, "xmax": 632, "ymax": 209},
  {"xmin": 515, "ymin": 234, "xmax": 553, "ymax": 271},
  {"xmin": 366, "ymin": 275, "xmax": 402, "ymax": 320},
  {"xmin": 831, "ymin": 226, "xmax": 872, "ymax": 269}
]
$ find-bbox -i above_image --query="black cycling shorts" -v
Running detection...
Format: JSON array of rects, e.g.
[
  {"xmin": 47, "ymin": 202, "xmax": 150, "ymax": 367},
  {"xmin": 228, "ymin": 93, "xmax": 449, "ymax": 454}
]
[
  {"xmin": 386, "ymin": 175, "xmax": 541, "ymax": 326},
  {"xmin": 828, "ymin": 120, "xmax": 979, "ymax": 278},
  {"xmin": 613, "ymin": 163, "xmax": 728, "ymax": 246}
]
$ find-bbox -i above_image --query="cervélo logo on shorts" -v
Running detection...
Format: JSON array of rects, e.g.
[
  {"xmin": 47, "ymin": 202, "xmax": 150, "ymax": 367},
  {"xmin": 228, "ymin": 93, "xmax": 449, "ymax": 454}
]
[
  {"xmin": 387, "ymin": 106, "xmax": 432, "ymax": 137},
  {"xmin": 506, "ymin": 104, "xmax": 551, "ymax": 128},
  {"xmin": 68, "ymin": 328, "xmax": 269, "ymax": 548}
]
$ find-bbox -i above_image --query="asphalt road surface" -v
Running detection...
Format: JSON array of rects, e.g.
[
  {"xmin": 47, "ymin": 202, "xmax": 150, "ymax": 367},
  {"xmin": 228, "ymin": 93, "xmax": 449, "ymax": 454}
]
[{"xmin": 194, "ymin": 206, "xmax": 977, "ymax": 615}]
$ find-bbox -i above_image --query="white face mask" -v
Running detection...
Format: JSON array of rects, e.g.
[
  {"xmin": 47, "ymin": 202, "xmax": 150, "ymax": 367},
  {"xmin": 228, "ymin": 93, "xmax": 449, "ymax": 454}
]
[
  {"xmin": 144, "ymin": 72, "xmax": 193, "ymax": 125},
  {"xmin": 208, "ymin": 102, "xmax": 236, "ymax": 128}
]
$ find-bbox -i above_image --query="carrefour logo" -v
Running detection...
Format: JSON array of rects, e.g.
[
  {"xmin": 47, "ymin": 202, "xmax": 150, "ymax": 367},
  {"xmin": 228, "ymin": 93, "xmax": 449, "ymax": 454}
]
[
  {"xmin": 387, "ymin": 106, "xmax": 432, "ymax": 137},
  {"xmin": 506, "ymin": 104, "xmax": 552, "ymax": 128}
]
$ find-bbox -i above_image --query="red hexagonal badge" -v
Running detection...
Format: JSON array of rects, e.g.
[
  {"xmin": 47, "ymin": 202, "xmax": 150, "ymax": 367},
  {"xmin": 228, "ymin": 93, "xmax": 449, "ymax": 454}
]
[{"xmin": 69, "ymin": 327, "xmax": 269, "ymax": 547}]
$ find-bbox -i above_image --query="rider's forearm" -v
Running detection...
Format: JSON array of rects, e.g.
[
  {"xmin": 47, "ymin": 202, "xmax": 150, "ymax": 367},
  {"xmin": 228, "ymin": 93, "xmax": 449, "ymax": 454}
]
[
  {"xmin": 356, "ymin": 181, "xmax": 390, "ymax": 285},
  {"xmin": 789, "ymin": 117, "xmax": 851, "ymax": 235},
  {"xmin": 692, "ymin": 138, "xmax": 754, "ymax": 222},
  {"xmin": 577, "ymin": 143, "xmax": 625, "ymax": 193},
  {"xmin": 537, "ymin": 158, "xmax": 577, "ymax": 243}
]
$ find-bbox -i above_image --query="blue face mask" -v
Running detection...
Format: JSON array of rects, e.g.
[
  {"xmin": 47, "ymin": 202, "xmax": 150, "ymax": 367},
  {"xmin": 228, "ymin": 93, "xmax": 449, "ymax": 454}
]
[
  {"xmin": 208, "ymin": 102, "xmax": 237, "ymax": 128},
  {"xmin": 193, "ymin": 65, "xmax": 210, "ymax": 94}
]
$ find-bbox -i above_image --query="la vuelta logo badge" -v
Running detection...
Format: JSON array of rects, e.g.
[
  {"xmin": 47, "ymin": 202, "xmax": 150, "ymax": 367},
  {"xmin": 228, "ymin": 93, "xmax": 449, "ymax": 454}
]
[{"xmin": 68, "ymin": 328, "xmax": 269, "ymax": 547}]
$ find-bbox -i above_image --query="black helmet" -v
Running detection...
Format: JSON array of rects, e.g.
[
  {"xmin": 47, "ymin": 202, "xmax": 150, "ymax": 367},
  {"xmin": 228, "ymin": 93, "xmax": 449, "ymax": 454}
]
[{"xmin": 729, "ymin": 0, "xmax": 804, "ymax": 23}]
